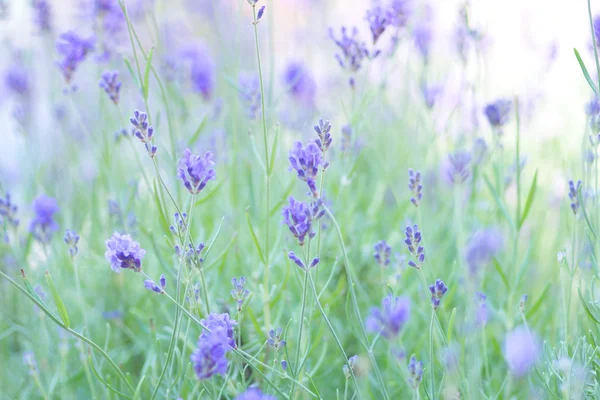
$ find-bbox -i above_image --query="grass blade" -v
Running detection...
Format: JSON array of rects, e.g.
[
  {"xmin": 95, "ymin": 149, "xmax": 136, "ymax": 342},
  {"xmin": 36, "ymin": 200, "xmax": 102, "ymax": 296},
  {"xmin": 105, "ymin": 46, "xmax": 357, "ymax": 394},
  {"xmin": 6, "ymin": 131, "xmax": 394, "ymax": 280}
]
[
  {"xmin": 518, "ymin": 169, "xmax": 538, "ymax": 229},
  {"xmin": 574, "ymin": 48, "xmax": 599, "ymax": 97}
]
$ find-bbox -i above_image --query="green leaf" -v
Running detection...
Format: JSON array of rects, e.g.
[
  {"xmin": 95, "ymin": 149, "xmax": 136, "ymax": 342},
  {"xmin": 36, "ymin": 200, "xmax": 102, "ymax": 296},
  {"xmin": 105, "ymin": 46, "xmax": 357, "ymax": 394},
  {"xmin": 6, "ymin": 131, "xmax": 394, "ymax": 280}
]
[
  {"xmin": 123, "ymin": 57, "xmax": 141, "ymax": 92},
  {"xmin": 518, "ymin": 169, "xmax": 538, "ymax": 229},
  {"xmin": 578, "ymin": 288, "xmax": 600, "ymax": 324},
  {"xmin": 483, "ymin": 174, "xmax": 516, "ymax": 232},
  {"xmin": 21, "ymin": 269, "xmax": 46, "ymax": 306},
  {"xmin": 45, "ymin": 271, "xmax": 71, "ymax": 329},
  {"xmin": 268, "ymin": 123, "xmax": 279, "ymax": 177},
  {"xmin": 143, "ymin": 47, "xmax": 154, "ymax": 100},
  {"xmin": 249, "ymin": 133, "xmax": 266, "ymax": 173},
  {"xmin": 574, "ymin": 48, "xmax": 599, "ymax": 97},
  {"xmin": 188, "ymin": 115, "xmax": 208, "ymax": 147},
  {"xmin": 526, "ymin": 284, "xmax": 550, "ymax": 319},
  {"xmin": 492, "ymin": 258, "xmax": 510, "ymax": 290},
  {"xmin": 246, "ymin": 208, "xmax": 266, "ymax": 264}
]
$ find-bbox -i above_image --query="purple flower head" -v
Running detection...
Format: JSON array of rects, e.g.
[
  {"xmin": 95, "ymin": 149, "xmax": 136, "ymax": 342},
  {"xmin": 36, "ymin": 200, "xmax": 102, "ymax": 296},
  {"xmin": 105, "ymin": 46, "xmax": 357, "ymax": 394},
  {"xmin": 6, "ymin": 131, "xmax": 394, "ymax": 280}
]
[
  {"xmin": 175, "ymin": 242, "xmax": 205, "ymax": 267},
  {"xmin": 444, "ymin": 150, "xmax": 472, "ymax": 184},
  {"xmin": 180, "ymin": 46, "xmax": 215, "ymax": 101},
  {"xmin": 429, "ymin": 279, "xmax": 448, "ymax": 309},
  {"xmin": 63, "ymin": 229, "xmax": 80, "ymax": 257},
  {"xmin": 314, "ymin": 118, "xmax": 332, "ymax": 154},
  {"xmin": 405, "ymin": 224, "xmax": 425, "ymax": 268},
  {"xmin": 484, "ymin": 99, "xmax": 512, "ymax": 129},
  {"xmin": 329, "ymin": 26, "xmax": 370, "ymax": 73},
  {"xmin": 33, "ymin": 1, "xmax": 52, "ymax": 33},
  {"xmin": 343, "ymin": 355, "xmax": 358, "ymax": 379},
  {"xmin": 256, "ymin": 6, "xmax": 266, "ymax": 23},
  {"xmin": 420, "ymin": 84, "xmax": 441, "ymax": 109},
  {"xmin": 282, "ymin": 197, "xmax": 324, "ymax": 245},
  {"xmin": 144, "ymin": 279, "xmax": 163, "ymax": 294},
  {"xmin": 586, "ymin": 96, "xmax": 600, "ymax": 117},
  {"xmin": 238, "ymin": 73, "xmax": 261, "ymax": 119},
  {"xmin": 594, "ymin": 15, "xmax": 600, "ymax": 47},
  {"xmin": 177, "ymin": 149, "xmax": 216, "ymax": 194},
  {"xmin": 267, "ymin": 327, "xmax": 286, "ymax": 351},
  {"xmin": 104, "ymin": 232, "xmax": 146, "ymax": 273},
  {"xmin": 283, "ymin": 61, "xmax": 316, "ymax": 105},
  {"xmin": 201, "ymin": 312, "xmax": 237, "ymax": 348},
  {"xmin": 99, "ymin": 71, "xmax": 121, "ymax": 104},
  {"xmin": 569, "ymin": 180, "xmax": 582, "ymax": 215},
  {"xmin": 413, "ymin": 22, "xmax": 432, "ymax": 60},
  {"xmin": 169, "ymin": 212, "xmax": 188, "ymax": 236},
  {"xmin": 29, "ymin": 195, "xmax": 59, "ymax": 243},
  {"xmin": 231, "ymin": 277, "xmax": 249, "ymax": 311},
  {"xmin": 475, "ymin": 292, "xmax": 488, "ymax": 326},
  {"xmin": 389, "ymin": 0, "xmax": 412, "ymax": 28},
  {"xmin": 465, "ymin": 229, "xmax": 503, "ymax": 273},
  {"xmin": 191, "ymin": 327, "xmax": 232, "ymax": 380},
  {"xmin": 160, "ymin": 274, "xmax": 167, "ymax": 289},
  {"xmin": 129, "ymin": 110, "xmax": 157, "ymax": 157},
  {"xmin": 408, "ymin": 169, "xmax": 423, "ymax": 207},
  {"xmin": 373, "ymin": 240, "xmax": 392, "ymax": 267},
  {"xmin": 365, "ymin": 7, "xmax": 390, "ymax": 44},
  {"xmin": 4, "ymin": 65, "xmax": 29, "ymax": 96},
  {"xmin": 55, "ymin": 31, "xmax": 95, "ymax": 83},
  {"xmin": 288, "ymin": 140, "xmax": 323, "ymax": 197},
  {"xmin": 366, "ymin": 294, "xmax": 411, "ymax": 339},
  {"xmin": 504, "ymin": 326, "xmax": 539, "ymax": 377},
  {"xmin": 0, "ymin": 193, "xmax": 19, "ymax": 227},
  {"xmin": 408, "ymin": 356, "xmax": 423, "ymax": 389},
  {"xmin": 235, "ymin": 387, "xmax": 276, "ymax": 400}
]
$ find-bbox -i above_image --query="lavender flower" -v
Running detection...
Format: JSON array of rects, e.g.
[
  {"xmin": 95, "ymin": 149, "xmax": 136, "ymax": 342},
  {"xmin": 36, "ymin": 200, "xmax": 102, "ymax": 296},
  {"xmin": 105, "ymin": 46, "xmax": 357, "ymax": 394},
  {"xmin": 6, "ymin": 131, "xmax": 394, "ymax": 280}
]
[
  {"xmin": 429, "ymin": 279, "xmax": 448, "ymax": 309},
  {"xmin": 585, "ymin": 96, "xmax": 600, "ymax": 117},
  {"xmin": 160, "ymin": 274, "xmax": 167, "ymax": 289},
  {"xmin": 238, "ymin": 73, "xmax": 261, "ymax": 119},
  {"xmin": 144, "ymin": 279, "xmax": 163, "ymax": 294},
  {"xmin": 288, "ymin": 140, "xmax": 323, "ymax": 197},
  {"xmin": 444, "ymin": 151, "xmax": 472, "ymax": 184},
  {"xmin": 420, "ymin": 84, "xmax": 441, "ymax": 109},
  {"xmin": 568, "ymin": 180, "xmax": 582, "ymax": 215},
  {"xmin": 267, "ymin": 327, "xmax": 286, "ymax": 351},
  {"xmin": 129, "ymin": 110, "xmax": 157, "ymax": 157},
  {"xmin": 55, "ymin": 31, "xmax": 95, "ymax": 83},
  {"xmin": 373, "ymin": 240, "xmax": 392, "ymax": 267},
  {"xmin": 99, "ymin": 70, "xmax": 121, "ymax": 104},
  {"xmin": 169, "ymin": 212, "xmax": 188, "ymax": 237},
  {"xmin": 281, "ymin": 360, "xmax": 288, "ymax": 371},
  {"xmin": 366, "ymin": 294, "xmax": 411, "ymax": 339},
  {"xmin": 329, "ymin": 26, "xmax": 370, "ymax": 73},
  {"xmin": 235, "ymin": 387, "xmax": 276, "ymax": 400},
  {"xmin": 314, "ymin": 118, "xmax": 332, "ymax": 154},
  {"xmin": 4, "ymin": 65, "xmax": 29, "ymax": 96},
  {"xmin": 282, "ymin": 197, "xmax": 324, "ymax": 245},
  {"xmin": 256, "ymin": 6, "xmax": 266, "ymax": 23},
  {"xmin": 405, "ymin": 224, "xmax": 424, "ymax": 268},
  {"xmin": 413, "ymin": 20, "xmax": 432, "ymax": 60},
  {"xmin": 231, "ymin": 277, "xmax": 249, "ymax": 311},
  {"xmin": 177, "ymin": 149, "xmax": 216, "ymax": 194},
  {"xmin": 594, "ymin": 15, "xmax": 600, "ymax": 47},
  {"xmin": 201, "ymin": 313, "xmax": 237, "ymax": 348},
  {"xmin": 484, "ymin": 99, "xmax": 512, "ymax": 129},
  {"xmin": 63, "ymin": 229, "xmax": 80, "ymax": 257},
  {"xmin": 175, "ymin": 242, "xmax": 205, "ymax": 267},
  {"xmin": 288, "ymin": 251, "xmax": 319, "ymax": 269},
  {"xmin": 104, "ymin": 232, "xmax": 146, "ymax": 273},
  {"xmin": 0, "ymin": 193, "xmax": 19, "ymax": 227},
  {"xmin": 464, "ymin": 229, "xmax": 503, "ymax": 273},
  {"xmin": 504, "ymin": 327, "xmax": 539, "ymax": 377},
  {"xmin": 365, "ymin": 7, "xmax": 389, "ymax": 44},
  {"xmin": 343, "ymin": 355, "xmax": 358, "ymax": 379},
  {"xmin": 29, "ymin": 195, "xmax": 59, "ymax": 243},
  {"xmin": 475, "ymin": 292, "xmax": 488, "ymax": 326},
  {"xmin": 191, "ymin": 327, "xmax": 232, "ymax": 380},
  {"xmin": 181, "ymin": 46, "xmax": 215, "ymax": 101},
  {"xmin": 408, "ymin": 356, "xmax": 423, "ymax": 389},
  {"xmin": 408, "ymin": 169, "xmax": 423, "ymax": 207},
  {"xmin": 33, "ymin": 0, "xmax": 52, "ymax": 33},
  {"xmin": 283, "ymin": 61, "xmax": 316, "ymax": 105}
]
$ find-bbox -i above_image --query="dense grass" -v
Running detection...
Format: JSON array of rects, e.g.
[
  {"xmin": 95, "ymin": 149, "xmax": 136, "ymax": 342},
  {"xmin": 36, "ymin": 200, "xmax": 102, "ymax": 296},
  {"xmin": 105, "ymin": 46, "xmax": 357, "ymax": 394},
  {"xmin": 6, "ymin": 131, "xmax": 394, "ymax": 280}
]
[{"xmin": 2, "ymin": 1, "xmax": 600, "ymax": 399}]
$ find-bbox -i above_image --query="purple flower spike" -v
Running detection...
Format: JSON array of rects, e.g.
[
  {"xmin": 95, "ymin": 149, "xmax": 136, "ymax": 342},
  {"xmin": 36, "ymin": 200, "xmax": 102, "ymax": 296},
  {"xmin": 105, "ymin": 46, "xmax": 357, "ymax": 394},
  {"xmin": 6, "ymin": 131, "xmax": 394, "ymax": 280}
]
[
  {"xmin": 475, "ymin": 292, "xmax": 488, "ymax": 326},
  {"xmin": 160, "ymin": 274, "xmax": 166, "ymax": 289},
  {"xmin": 267, "ymin": 327, "xmax": 286, "ymax": 351},
  {"xmin": 235, "ymin": 387, "xmax": 276, "ymax": 400},
  {"xmin": 408, "ymin": 356, "xmax": 423, "ymax": 389},
  {"xmin": 33, "ymin": 1, "xmax": 52, "ymax": 33},
  {"xmin": 231, "ymin": 277, "xmax": 249, "ymax": 311},
  {"xmin": 313, "ymin": 118, "xmax": 332, "ymax": 154},
  {"xmin": 238, "ymin": 73, "xmax": 261, "ymax": 119},
  {"xmin": 373, "ymin": 240, "xmax": 392, "ymax": 267},
  {"xmin": 366, "ymin": 294, "xmax": 411, "ymax": 339},
  {"xmin": 104, "ymin": 232, "xmax": 146, "ymax": 273},
  {"xmin": 177, "ymin": 149, "xmax": 216, "ymax": 194},
  {"xmin": 504, "ymin": 326, "xmax": 539, "ymax": 377},
  {"xmin": 444, "ymin": 150, "xmax": 472, "ymax": 184},
  {"xmin": 0, "ymin": 192, "xmax": 19, "ymax": 227},
  {"xmin": 29, "ymin": 195, "xmax": 59, "ymax": 243},
  {"xmin": 429, "ymin": 279, "xmax": 448, "ymax": 309},
  {"xmin": 130, "ymin": 110, "xmax": 157, "ymax": 157},
  {"xmin": 144, "ymin": 279, "xmax": 163, "ymax": 294},
  {"xmin": 465, "ymin": 229, "xmax": 503, "ymax": 273},
  {"xmin": 343, "ymin": 355, "xmax": 358, "ymax": 379},
  {"xmin": 5, "ymin": 65, "xmax": 29, "ymax": 96},
  {"xmin": 256, "ymin": 5, "xmax": 265, "ymax": 22},
  {"xmin": 288, "ymin": 140, "xmax": 323, "ymax": 197},
  {"xmin": 484, "ymin": 99, "xmax": 512, "ymax": 130},
  {"xmin": 201, "ymin": 313, "xmax": 237, "ymax": 348},
  {"xmin": 594, "ymin": 15, "xmax": 600, "ymax": 48},
  {"xmin": 568, "ymin": 180, "xmax": 582, "ymax": 215},
  {"xmin": 283, "ymin": 62, "xmax": 317, "ymax": 105},
  {"xmin": 288, "ymin": 251, "xmax": 305, "ymax": 269},
  {"xmin": 421, "ymin": 84, "xmax": 442, "ymax": 109},
  {"xmin": 408, "ymin": 169, "xmax": 423, "ymax": 207},
  {"xmin": 329, "ymin": 26, "xmax": 370, "ymax": 73},
  {"xmin": 190, "ymin": 327, "xmax": 232, "ymax": 380},
  {"xmin": 388, "ymin": 0, "xmax": 412, "ymax": 28},
  {"xmin": 55, "ymin": 31, "xmax": 95, "ymax": 83},
  {"xmin": 282, "ymin": 197, "xmax": 324, "ymax": 245},
  {"xmin": 99, "ymin": 70, "xmax": 121, "ymax": 104},
  {"xmin": 63, "ymin": 229, "xmax": 80, "ymax": 257},
  {"xmin": 405, "ymin": 224, "xmax": 425, "ymax": 268},
  {"xmin": 365, "ymin": 7, "xmax": 390, "ymax": 44}
]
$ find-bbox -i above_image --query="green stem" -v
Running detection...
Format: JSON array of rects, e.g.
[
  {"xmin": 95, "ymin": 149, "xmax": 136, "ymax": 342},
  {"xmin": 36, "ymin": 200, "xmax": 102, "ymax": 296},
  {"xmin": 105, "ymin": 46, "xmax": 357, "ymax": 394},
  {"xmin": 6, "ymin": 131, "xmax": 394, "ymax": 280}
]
[
  {"xmin": 32, "ymin": 373, "xmax": 49, "ymax": 400},
  {"xmin": 429, "ymin": 310, "xmax": 435, "ymax": 400}
]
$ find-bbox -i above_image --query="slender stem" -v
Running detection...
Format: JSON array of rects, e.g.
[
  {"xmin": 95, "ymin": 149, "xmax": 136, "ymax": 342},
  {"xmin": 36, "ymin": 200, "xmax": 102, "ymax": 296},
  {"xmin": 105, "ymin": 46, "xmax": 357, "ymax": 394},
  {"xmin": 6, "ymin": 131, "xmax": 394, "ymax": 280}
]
[
  {"xmin": 251, "ymin": 3, "xmax": 272, "ymax": 330},
  {"xmin": 290, "ymin": 254, "xmax": 310, "ymax": 397},
  {"xmin": 323, "ymin": 204, "xmax": 390, "ymax": 400},
  {"xmin": 32, "ymin": 373, "xmax": 49, "ymax": 400},
  {"xmin": 482, "ymin": 327, "xmax": 490, "ymax": 390},
  {"xmin": 429, "ymin": 310, "xmax": 436, "ymax": 400}
]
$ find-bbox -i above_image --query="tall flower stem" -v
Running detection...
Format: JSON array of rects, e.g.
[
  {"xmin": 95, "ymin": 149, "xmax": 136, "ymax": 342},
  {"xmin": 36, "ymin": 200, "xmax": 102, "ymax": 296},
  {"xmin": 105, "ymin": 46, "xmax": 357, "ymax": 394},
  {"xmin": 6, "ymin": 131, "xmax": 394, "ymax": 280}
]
[
  {"xmin": 251, "ymin": 2, "xmax": 272, "ymax": 330},
  {"xmin": 289, "ymin": 248, "xmax": 310, "ymax": 398},
  {"xmin": 429, "ymin": 310, "xmax": 436, "ymax": 400},
  {"xmin": 323, "ymin": 204, "xmax": 390, "ymax": 400}
]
